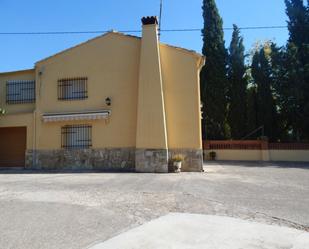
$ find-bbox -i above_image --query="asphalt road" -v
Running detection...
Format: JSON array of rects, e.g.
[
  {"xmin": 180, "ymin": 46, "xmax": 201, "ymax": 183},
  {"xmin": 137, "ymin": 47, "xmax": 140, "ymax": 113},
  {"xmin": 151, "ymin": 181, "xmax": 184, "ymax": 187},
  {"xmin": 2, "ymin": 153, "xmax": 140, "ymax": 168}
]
[{"xmin": 0, "ymin": 161, "xmax": 308, "ymax": 249}]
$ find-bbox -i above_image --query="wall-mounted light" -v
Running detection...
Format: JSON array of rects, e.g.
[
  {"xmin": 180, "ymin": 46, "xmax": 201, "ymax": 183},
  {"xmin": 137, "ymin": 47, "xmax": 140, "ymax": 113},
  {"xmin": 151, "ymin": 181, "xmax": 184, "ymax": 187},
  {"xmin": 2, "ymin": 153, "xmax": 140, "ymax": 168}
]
[{"xmin": 105, "ymin": 97, "xmax": 111, "ymax": 106}]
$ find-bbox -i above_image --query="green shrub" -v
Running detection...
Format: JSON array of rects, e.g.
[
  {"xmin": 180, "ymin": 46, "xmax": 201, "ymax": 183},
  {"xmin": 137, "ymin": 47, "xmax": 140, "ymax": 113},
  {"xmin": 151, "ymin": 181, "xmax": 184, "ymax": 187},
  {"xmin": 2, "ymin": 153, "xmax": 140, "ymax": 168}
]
[{"xmin": 172, "ymin": 155, "xmax": 184, "ymax": 162}]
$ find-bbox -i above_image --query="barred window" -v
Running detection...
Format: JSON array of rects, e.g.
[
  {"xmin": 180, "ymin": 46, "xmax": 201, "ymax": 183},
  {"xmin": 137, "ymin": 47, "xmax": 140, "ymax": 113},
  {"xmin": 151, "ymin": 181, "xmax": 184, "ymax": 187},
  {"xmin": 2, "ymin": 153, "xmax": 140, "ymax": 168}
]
[
  {"xmin": 6, "ymin": 80, "xmax": 35, "ymax": 104},
  {"xmin": 58, "ymin": 77, "xmax": 88, "ymax": 100},
  {"xmin": 61, "ymin": 124, "xmax": 92, "ymax": 149}
]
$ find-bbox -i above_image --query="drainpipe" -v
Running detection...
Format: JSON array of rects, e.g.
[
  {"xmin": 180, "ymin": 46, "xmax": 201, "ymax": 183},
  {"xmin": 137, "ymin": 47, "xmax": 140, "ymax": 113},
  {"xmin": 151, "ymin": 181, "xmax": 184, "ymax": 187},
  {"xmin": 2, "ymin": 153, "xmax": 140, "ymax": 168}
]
[
  {"xmin": 32, "ymin": 67, "xmax": 42, "ymax": 169},
  {"xmin": 32, "ymin": 109, "xmax": 36, "ymax": 168}
]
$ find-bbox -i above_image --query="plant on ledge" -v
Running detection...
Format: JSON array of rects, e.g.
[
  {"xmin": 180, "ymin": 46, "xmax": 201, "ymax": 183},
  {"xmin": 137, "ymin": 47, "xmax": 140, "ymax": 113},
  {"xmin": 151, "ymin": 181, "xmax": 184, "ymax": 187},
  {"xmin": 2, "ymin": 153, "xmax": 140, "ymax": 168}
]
[
  {"xmin": 0, "ymin": 108, "xmax": 5, "ymax": 116},
  {"xmin": 171, "ymin": 155, "xmax": 184, "ymax": 173}
]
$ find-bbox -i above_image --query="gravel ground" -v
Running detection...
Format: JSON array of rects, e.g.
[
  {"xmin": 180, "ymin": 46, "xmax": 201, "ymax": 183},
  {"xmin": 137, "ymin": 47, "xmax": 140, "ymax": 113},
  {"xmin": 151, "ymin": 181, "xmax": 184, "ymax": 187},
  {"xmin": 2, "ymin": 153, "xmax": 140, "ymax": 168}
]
[{"xmin": 0, "ymin": 161, "xmax": 308, "ymax": 249}]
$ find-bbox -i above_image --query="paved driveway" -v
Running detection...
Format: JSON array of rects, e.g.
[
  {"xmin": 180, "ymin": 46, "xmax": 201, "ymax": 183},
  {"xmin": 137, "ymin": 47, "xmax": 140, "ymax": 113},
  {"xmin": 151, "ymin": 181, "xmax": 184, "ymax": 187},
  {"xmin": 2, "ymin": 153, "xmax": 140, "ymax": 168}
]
[{"xmin": 0, "ymin": 161, "xmax": 308, "ymax": 249}]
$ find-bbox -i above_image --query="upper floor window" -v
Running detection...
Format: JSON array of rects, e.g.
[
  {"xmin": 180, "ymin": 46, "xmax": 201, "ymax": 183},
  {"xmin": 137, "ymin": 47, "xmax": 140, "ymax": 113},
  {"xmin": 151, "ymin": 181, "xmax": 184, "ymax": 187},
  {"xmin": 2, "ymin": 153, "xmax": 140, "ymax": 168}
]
[
  {"xmin": 6, "ymin": 80, "xmax": 35, "ymax": 104},
  {"xmin": 58, "ymin": 77, "xmax": 88, "ymax": 100},
  {"xmin": 61, "ymin": 124, "xmax": 92, "ymax": 149}
]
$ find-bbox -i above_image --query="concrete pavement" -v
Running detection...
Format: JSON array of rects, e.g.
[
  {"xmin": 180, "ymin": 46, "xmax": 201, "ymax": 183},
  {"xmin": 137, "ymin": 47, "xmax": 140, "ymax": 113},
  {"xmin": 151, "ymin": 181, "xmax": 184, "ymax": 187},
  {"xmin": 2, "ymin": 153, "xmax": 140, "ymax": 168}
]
[
  {"xmin": 89, "ymin": 213, "xmax": 309, "ymax": 249},
  {"xmin": 0, "ymin": 161, "xmax": 308, "ymax": 248}
]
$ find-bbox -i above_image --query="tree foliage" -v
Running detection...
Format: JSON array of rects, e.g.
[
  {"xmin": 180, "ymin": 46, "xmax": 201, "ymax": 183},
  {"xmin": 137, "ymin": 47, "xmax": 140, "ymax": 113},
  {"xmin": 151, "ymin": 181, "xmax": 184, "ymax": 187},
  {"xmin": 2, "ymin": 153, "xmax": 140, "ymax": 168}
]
[
  {"xmin": 201, "ymin": 0, "xmax": 309, "ymax": 141},
  {"xmin": 285, "ymin": 0, "xmax": 309, "ymax": 48},
  {"xmin": 251, "ymin": 45, "xmax": 279, "ymax": 141},
  {"xmin": 200, "ymin": 0, "xmax": 228, "ymax": 140},
  {"xmin": 227, "ymin": 25, "xmax": 248, "ymax": 139},
  {"xmin": 284, "ymin": 0, "xmax": 309, "ymax": 140}
]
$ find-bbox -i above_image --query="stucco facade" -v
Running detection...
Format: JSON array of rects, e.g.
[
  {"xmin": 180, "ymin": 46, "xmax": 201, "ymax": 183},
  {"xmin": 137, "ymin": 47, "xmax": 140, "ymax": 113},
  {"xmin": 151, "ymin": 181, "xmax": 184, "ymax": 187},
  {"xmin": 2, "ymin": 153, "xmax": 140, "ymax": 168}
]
[{"xmin": 0, "ymin": 17, "xmax": 205, "ymax": 172}]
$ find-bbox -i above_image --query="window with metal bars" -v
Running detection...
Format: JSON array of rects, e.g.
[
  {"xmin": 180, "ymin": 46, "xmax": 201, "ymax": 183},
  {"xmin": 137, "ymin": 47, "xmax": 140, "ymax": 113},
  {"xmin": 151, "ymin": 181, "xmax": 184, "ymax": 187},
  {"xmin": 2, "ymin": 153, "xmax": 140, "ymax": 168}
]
[
  {"xmin": 58, "ymin": 77, "xmax": 88, "ymax": 100},
  {"xmin": 61, "ymin": 124, "xmax": 92, "ymax": 149},
  {"xmin": 6, "ymin": 80, "xmax": 35, "ymax": 104}
]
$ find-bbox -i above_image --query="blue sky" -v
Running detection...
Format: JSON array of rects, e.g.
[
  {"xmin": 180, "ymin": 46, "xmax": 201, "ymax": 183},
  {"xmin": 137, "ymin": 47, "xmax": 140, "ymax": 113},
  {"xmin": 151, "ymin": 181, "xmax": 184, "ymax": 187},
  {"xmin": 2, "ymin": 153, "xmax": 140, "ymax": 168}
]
[{"xmin": 0, "ymin": 0, "xmax": 288, "ymax": 72}]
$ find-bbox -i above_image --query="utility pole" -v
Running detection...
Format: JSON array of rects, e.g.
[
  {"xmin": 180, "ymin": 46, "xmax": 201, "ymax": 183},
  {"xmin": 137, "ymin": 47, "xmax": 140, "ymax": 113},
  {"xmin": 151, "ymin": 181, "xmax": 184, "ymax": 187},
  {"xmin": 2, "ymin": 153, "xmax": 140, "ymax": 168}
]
[{"xmin": 159, "ymin": 0, "xmax": 163, "ymax": 39}]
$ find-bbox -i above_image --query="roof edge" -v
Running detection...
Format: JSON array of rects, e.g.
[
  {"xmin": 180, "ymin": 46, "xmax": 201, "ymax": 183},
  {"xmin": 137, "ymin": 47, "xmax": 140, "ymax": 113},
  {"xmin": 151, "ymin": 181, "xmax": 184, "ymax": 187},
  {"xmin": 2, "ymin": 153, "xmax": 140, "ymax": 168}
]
[
  {"xmin": 4, "ymin": 31, "xmax": 203, "ymax": 69},
  {"xmin": 36, "ymin": 31, "xmax": 202, "ymax": 65},
  {"xmin": 35, "ymin": 31, "xmax": 141, "ymax": 65},
  {"xmin": 0, "ymin": 68, "xmax": 35, "ymax": 75},
  {"xmin": 160, "ymin": 43, "xmax": 203, "ymax": 59}
]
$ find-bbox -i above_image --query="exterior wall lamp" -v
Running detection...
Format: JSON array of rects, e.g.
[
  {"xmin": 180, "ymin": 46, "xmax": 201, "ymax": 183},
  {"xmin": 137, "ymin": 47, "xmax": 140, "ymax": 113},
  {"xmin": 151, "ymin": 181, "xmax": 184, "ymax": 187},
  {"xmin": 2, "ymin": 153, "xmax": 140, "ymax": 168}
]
[{"xmin": 105, "ymin": 97, "xmax": 111, "ymax": 106}]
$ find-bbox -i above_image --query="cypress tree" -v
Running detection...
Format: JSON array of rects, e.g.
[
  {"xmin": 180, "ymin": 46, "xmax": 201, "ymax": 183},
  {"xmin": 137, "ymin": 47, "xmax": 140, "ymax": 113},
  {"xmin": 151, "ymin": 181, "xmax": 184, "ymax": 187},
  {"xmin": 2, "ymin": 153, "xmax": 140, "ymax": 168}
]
[
  {"xmin": 200, "ymin": 0, "xmax": 228, "ymax": 140},
  {"xmin": 285, "ymin": 0, "xmax": 309, "ymax": 140},
  {"xmin": 251, "ymin": 46, "xmax": 279, "ymax": 141},
  {"xmin": 269, "ymin": 44, "xmax": 291, "ymax": 140},
  {"xmin": 246, "ymin": 86, "xmax": 258, "ymax": 137},
  {"xmin": 285, "ymin": 0, "xmax": 309, "ymax": 48},
  {"xmin": 227, "ymin": 25, "xmax": 247, "ymax": 139}
]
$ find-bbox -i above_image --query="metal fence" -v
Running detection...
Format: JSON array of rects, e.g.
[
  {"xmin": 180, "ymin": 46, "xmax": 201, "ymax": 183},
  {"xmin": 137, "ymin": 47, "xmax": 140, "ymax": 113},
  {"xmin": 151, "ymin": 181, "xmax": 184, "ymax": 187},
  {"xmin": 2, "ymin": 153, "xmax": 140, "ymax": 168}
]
[
  {"xmin": 58, "ymin": 77, "xmax": 88, "ymax": 100},
  {"xmin": 6, "ymin": 80, "xmax": 35, "ymax": 104},
  {"xmin": 269, "ymin": 143, "xmax": 309, "ymax": 150},
  {"xmin": 203, "ymin": 140, "xmax": 309, "ymax": 150},
  {"xmin": 203, "ymin": 140, "xmax": 263, "ymax": 150},
  {"xmin": 61, "ymin": 124, "xmax": 92, "ymax": 149}
]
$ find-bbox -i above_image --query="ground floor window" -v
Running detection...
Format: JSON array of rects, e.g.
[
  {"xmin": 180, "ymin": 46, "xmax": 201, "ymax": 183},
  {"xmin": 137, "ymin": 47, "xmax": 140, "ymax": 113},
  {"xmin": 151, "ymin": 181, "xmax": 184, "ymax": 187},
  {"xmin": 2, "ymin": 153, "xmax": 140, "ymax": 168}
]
[{"xmin": 61, "ymin": 124, "xmax": 92, "ymax": 149}]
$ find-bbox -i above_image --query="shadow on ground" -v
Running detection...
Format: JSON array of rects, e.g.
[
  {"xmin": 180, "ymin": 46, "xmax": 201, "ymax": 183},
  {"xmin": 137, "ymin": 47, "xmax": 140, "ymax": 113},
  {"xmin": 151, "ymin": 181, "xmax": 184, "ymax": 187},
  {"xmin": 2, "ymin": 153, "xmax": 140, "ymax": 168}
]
[{"xmin": 0, "ymin": 169, "xmax": 135, "ymax": 174}]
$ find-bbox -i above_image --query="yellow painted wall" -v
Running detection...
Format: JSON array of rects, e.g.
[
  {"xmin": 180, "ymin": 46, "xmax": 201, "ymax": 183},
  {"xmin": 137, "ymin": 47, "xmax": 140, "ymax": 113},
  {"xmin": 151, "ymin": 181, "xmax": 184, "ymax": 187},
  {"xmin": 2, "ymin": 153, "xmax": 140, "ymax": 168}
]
[
  {"xmin": 35, "ymin": 33, "xmax": 141, "ymax": 149},
  {"xmin": 160, "ymin": 44, "xmax": 203, "ymax": 149},
  {"xmin": 0, "ymin": 113, "xmax": 34, "ymax": 149},
  {"xmin": 35, "ymin": 119, "xmax": 113, "ymax": 150},
  {"xmin": 136, "ymin": 24, "xmax": 168, "ymax": 149},
  {"xmin": 35, "ymin": 31, "xmax": 203, "ymax": 151},
  {"xmin": 0, "ymin": 69, "xmax": 35, "ymax": 114},
  {"xmin": 205, "ymin": 149, "xmax": 263, "ymax": 161},
  {"xmin": 269, "ymin": 150, "xmax": 309, "ymax": 162},
  {"xmin": 0, "ymin": 31, "xmax": 204, "ymax": 152},
  {"xmin": 0, "ymin": 70, "xmax": 35, "ymax": 151}
]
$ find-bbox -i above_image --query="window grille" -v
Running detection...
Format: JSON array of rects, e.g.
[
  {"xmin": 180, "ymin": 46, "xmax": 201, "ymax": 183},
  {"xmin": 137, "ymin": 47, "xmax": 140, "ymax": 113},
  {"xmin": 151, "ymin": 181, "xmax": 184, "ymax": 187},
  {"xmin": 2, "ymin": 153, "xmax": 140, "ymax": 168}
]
[
  {"xmin": 6, "ymin": 80, "xmax": 35, "ymax": 104},
  {"xmin": 58, "ymin": 77, "xmax": 88, "ymax": 100},
  {"xmin": 61, "ymin": 124, "xmax": 92, "ymax": 149}
]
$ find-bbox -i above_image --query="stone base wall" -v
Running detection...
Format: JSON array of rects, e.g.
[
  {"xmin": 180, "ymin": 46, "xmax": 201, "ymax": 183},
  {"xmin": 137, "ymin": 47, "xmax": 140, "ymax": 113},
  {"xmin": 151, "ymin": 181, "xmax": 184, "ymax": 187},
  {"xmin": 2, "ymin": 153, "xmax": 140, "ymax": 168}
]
[
  {"xmin": 135, "ymin": 149, "xmax": 169, "ymax": 173},
  {"xmin": 169, "ymin": 149, "xmax": 203, "ymax": 172},
  {"xmin": 26, "ymin": 148, "xmax": 135, "ymax": 172},
  {"xmin": 25, "ymin": 148, "xmax": 203, "ymax": 173}
]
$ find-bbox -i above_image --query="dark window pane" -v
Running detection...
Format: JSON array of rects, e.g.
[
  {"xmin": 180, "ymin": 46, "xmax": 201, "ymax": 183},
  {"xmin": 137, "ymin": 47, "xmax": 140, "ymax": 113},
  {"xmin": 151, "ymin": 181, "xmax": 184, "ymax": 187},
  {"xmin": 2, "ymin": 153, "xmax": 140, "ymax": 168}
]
[
  {"xmin": 61, "ymin": 124, "xmax": 92, "ymax": 149},
  {"xmin": 58, "ymin": 77, "xmax": 88, "ymax": 100},
  {"xmin": 6, "ymin": 80, "xmax": 35, "ymax": 104}
]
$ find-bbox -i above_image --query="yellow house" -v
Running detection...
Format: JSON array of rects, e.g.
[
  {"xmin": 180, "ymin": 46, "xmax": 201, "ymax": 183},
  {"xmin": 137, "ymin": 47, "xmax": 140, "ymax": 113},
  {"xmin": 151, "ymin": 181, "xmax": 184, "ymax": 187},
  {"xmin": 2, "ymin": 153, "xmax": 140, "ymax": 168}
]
[{"xmin": 0, "ymin": 16, "xmax": 205, "ymax": 172}]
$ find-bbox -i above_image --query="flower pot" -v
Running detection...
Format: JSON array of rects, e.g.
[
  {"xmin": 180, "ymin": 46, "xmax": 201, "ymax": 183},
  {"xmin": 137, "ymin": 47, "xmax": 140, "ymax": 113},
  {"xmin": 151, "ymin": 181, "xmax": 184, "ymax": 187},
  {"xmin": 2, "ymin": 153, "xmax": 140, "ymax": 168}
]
[{"xmin": 173, "ymin": 161, "xmax": 182, "ymax": 173}]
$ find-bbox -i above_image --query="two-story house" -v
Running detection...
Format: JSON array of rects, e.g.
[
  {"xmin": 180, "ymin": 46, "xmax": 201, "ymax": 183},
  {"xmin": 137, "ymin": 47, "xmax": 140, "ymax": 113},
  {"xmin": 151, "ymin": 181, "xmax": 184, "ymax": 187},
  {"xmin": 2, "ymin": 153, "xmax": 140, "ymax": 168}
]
[{"xmin": 0, "ymin": 16, "xmax": 205, "ymax": 172}]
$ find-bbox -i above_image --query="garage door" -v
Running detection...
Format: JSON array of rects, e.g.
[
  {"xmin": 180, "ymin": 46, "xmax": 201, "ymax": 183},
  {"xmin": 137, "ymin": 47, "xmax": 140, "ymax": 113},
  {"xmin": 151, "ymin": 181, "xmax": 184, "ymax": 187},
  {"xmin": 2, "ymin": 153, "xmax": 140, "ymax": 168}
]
[{"xmin": 0, "ymin": 127, "xmax": 26, "ymax": 167}]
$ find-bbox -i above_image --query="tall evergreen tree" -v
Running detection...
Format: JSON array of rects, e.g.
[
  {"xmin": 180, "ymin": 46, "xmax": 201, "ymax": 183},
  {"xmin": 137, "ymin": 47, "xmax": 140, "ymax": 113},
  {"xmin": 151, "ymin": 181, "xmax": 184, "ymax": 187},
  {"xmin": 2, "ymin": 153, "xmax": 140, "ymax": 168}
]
[
  {"xmin": 269, "ymin": 44, "xmax": 291, "ymax": 140},
  {"xmin": 285, "ymin": 0, "xmax": 309, "ymax": 140},
  {"xmin": 227, "ymin": 25, "xmax": 247, "ymax": 139},
  {"xmin": 285, "ymin": 0, "xmax": 309, "ymax": 48},
  {"xmin": 251, "ymin": 46, "xmax": 279, "ymax": 141},
  {"xmin": 246, "ymin": 86, "xmax": 258, "ymax": 136},
  {"xmin": 200, "ymin": 0, "xmax": 228, "ymax": 140}
]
